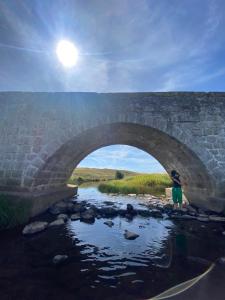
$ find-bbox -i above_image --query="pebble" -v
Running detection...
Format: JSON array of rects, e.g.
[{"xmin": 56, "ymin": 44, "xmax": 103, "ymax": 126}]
[
  {"xmin": 104, "ymin": 220, "xmax": 114, "ymax": 227},
  {"xmin": 52, "ymin": 255, "xmax": 68, "ymax": 265}
]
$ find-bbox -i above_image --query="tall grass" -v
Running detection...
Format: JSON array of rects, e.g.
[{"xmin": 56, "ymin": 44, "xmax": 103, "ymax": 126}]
[
  {"xmin": 98, "ymin": 174, "xmax": 172, "ymax": 196},
  {"xmin": 0, "ymin": 195, "xmax": 30, "ymax": 230}
]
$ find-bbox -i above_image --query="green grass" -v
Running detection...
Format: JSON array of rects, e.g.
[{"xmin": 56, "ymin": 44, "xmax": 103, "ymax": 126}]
[
  {"xmin": 68, "ymin": 167, "xmax": 139, "ymax": 185},
  {"xmin": 0, "ymin": 195, "xmax": 31, "ymax": 230},
  {"xmin": 98, "ymin": 173, "xmax": 172, "ymax": 196}
]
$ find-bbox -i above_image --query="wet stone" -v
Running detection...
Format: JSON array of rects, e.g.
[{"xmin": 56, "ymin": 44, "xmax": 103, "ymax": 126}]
[
  {"xmin": 186, "ymin": 205, "xmax": 197, "ymax": 214},
  {"xmin": 22, "ymin": 221, "xmax": 48, "ymax": 235},
  {"xmin": 124, "ymin": 230, "xmax": 139, "ymax": 240},
  {"xmin": 80, "ymin": 210, "xmax": 95, "ymax": 223},
  {"xmin": 179, "ymin": 214, "xmax": 196, "ymax": 220},
  {"xmin": 52, "ymin": 255, "xmax": 68, "ymax": 265},
  {"xmin": 125, "ymin": 213, "xmax": 134, "ymax": 220},
  {"xmin": 132, "ymin": 280, "xmax": 144, "ymax": 284},
  {"xmin": 98, "ymin": 207, "xmax": 118, "ymax": 217},
  {"xmin": 209, "ymin": 216, "xmax": 225, "ymax": 222},
  {"xmin": 71, "ymin": 213, "xmax": 81, "ymax": 221},
  {"xmin": 104, "ymin": 220, "xmax": 114, "ymax": 227},
  {"xmin": 57, "ymin": 214, "xmax": 68, "ymax": 221},
  {"xmin": 197, "ymin": 217, "xmax": 209, "ymax": 222},
  {"xmin": 49, "ymin": 201, "xmax": 74, "ymax": 214},
  {"xmin": 49, "ymin": 219, "xmax": 65, "ymax": 226},
  {"xmin": 137, "ymin": 210, "xmax": 152, "ymax": 217},
  {"xmin": 218, "ymin": 257, "xmax": 225, "ymax": 265},
  {"xmin": 72, "ymin": 203, "xmax": 86, "ymax": 213},
  {"xmin": 150, "ymin": 209, "xmax": 163, "ymax": 218}
]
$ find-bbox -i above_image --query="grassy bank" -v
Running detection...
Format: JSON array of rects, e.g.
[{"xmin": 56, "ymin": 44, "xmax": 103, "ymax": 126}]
[
  {"xmin": 0, "ymin": 195, "xmax": 30, "ymax": 230},
  {"xmin": 68, "ymin": 167, "xmax": 139, "ymax": 185},
  {"xmin": 98, "ymin": 174, "xmax": 171, "ymax": 196}
]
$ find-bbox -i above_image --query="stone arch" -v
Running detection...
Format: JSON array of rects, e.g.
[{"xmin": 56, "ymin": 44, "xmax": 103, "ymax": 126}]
[{"xmin": 32, "ymin": 123, "xmax": 214, "ymax": 209}]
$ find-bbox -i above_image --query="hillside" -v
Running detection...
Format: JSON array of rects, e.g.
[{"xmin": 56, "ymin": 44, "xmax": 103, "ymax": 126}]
[{"xmin": 69, "ymin": 167, "xmax": 141, "ymax": 184}]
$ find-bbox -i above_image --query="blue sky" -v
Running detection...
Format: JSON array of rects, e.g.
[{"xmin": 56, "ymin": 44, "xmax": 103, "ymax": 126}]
[
  {"xmin": 0, "ymin": 0, "xmax": 224, "ymax": 171},
  {"xmin": 0, "ymin": 0, "xmax": 225, "ymax": 92},
  {"xmin": 78, "ymin": 145, "xmax": 166, "ymax": 173}
]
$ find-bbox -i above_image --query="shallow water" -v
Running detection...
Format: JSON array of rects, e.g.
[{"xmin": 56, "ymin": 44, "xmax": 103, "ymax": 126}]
[{"xmin": 1, "ymin": 186, "xmax": 225, "ymax": 300}]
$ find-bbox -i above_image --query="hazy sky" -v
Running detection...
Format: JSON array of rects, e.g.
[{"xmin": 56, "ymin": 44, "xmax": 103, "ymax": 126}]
[{"xmin": 1, "ymin": 0, "xmax": 224, "ymax": 172}]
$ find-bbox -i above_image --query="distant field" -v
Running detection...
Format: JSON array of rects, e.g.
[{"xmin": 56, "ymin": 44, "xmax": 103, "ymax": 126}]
[
  {"xmin": 98, "ymin": 174, "xmax": 171, "ymax": 196},
  {"xmin": 68, "ymin": 167, "xmax": 140, "ymax": 184}
]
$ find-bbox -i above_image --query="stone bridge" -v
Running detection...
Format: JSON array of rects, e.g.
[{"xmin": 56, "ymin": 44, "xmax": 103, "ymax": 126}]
[{"xmin": 0, "ymin": 92, "xmax": 225, "ymax": 216}]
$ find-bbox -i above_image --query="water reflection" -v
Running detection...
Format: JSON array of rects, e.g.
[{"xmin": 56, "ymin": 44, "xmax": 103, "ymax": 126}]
[
  {"xmin": 63, "ymin": 186, "xmax": 215, "ymax": 296},
  {"xmin": 67, "ymin": 186, "xmax": 176, "ymax": 277},
  {"xmin": 1, "ymin": 185, "xmax": 224, "ymax": 300}
]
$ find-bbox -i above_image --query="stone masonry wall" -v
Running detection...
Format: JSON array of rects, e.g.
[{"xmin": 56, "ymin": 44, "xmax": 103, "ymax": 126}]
[{"xmin": 0, "ymin": 92, "xmax": 224, "ymax": 213}]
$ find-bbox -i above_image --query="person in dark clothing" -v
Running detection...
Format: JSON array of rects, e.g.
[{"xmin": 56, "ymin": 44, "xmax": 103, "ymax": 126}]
[{"xmin": 171, "ymin": 170, "xmax": 182, "ymax": 209}]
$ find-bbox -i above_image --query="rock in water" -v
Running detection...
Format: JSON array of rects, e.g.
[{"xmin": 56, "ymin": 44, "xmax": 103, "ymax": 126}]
[
  {"xmin": 99, "ymin": 207, "xmax": 117, "ymax": 217},
  {"xmin": 49, "ymin": 219, "xmax": 65, "ymax": 226},
  {"xmin": 180, "ymin": 207, "xmax": 188, "ymax": 213},
  {"xmin": 124, "ymin": 230, "xmax": 139, "ymax": 240},
  {"xmin": 22, "ymin": 221, "xmax": 48, "ymax": 235},
  {"xmin": 150, "ymin": 209, "xmax": 163, "ymax": 218},
  {"xmin": 218, "ymin": 257, "xmax": 225, "ymax": 265},
  {"xmin": 209, "ymin": 216, "xmax": 225, "ymax": 222},
  {"xmin": 49, "ymin": 201, "xmax": 74, "ymax": 214},
  {"xmin": 71, "ymin": 213, "xmax": 80, "ymax": 221},
  {"xmin": 186, "ymin": 205, "xmax": 197, "ymax": 214},
  {"xmin": 127, "ymin": 204, "xmax": 134, "ymax": 212},
  {"xmin": 80, "ymin": 209, "xmax": 95, "ymax": 223},
  {"xmin": 197, "ymin": 216, "xmax": 209, "ymax": 222},
  {"xmin": 52, "ymin": 255, "xmax": 68, "ymax": 265},
  {"xmin": 57, "ymin": 214, "xmax": 68, "ymax": 221},
  {"xmin": 104, "ymin": 220, "xmax": 114, "ymax": 227},
  {"xmin": 72, "ymin": 203, "xmax": 86, "ymax": 213}
]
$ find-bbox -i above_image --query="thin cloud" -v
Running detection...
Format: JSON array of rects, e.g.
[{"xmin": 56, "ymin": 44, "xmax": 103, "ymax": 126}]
[
  {"xmin": 78, "ymin": 145, "xmax": 166, "ymax": 173},
  {"xmin": 0, "ymin": 0, "xmax": 225, "ymax": 92}
]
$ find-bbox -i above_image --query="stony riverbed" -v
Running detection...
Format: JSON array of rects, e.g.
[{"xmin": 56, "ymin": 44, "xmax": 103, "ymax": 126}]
[{"xmin": 1, "ymin": 186, "xmax": 225, "ymax": 300}]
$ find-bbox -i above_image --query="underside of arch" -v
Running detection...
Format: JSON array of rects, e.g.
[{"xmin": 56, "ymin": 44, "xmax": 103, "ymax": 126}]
[{"xmin": 32, "ymin": 123, "xmax": 215, "ymax": 211}]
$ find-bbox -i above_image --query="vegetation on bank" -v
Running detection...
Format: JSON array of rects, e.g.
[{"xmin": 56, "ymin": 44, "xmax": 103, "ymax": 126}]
[
  {"xmin": 98, "ymin": 174, "xmax": 172, "ymax": 196},
  {"xmin": 68, "ymin": 167, "xmax": 139, "ymax": 185},
  {"xmin": 0, "ymin": 195, "xmax": 30, "ymax": 230}
]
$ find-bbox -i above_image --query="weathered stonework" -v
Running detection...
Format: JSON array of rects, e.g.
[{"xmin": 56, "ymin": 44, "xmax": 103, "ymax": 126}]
[{"xmin": 0, "ymin": 92, "xmax": 225, "ymax": 214}]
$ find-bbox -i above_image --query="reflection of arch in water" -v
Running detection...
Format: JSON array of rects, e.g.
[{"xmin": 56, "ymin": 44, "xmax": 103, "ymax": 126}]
[{"xmin": 33, "ymin": 123, "xmax": 213, "ymax": 210}]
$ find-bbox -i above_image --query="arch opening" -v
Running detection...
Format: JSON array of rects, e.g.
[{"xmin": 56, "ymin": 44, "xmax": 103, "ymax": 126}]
[
  {"xmin": 32, "ymin": 123, "xmax": 214, "ymax": 209},
  {"xmin": 70, "ymin": 144, "xmax": 169, "ymax": 195}
]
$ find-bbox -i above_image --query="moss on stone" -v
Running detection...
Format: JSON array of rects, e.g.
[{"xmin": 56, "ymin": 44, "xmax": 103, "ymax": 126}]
[{"xmin": 0, "ymin": 194, "xmax": 31, "ymax": 230}]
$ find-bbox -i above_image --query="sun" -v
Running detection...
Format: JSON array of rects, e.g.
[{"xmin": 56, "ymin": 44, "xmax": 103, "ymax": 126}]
[{"xmin": 56, "ymin": 40, "xmax": 79, "ymax": 67}]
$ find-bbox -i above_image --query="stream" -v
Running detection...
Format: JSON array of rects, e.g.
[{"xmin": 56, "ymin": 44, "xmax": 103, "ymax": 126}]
[{"xmin": 0, "ymin": 185, "xmax": 225, "ymax": 300}]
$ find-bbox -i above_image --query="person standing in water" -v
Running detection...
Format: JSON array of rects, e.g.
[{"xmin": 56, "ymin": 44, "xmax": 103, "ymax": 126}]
[{"xmin": 171, "ymin": 170, "xmax": 182, "ymax": 209}]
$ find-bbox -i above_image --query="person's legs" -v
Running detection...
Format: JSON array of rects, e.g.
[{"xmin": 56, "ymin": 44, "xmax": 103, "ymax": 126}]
[
  {"xmin": 172, "ymin": 187, "xmax": 178, "ymax": 209},
  {"xmin": 177, "ymin": 188, "xmax": 183, "ymax": 208}
]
